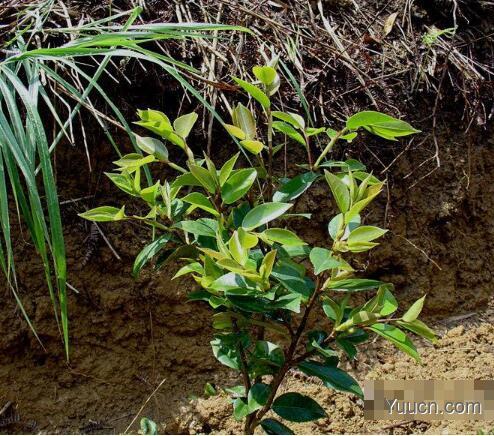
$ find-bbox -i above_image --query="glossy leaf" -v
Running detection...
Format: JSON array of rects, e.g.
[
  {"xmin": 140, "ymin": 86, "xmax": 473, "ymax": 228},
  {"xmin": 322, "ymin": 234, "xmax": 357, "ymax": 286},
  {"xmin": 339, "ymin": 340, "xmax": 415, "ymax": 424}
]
[
  {"xmin": 272, "ymin": 121, "xmax": 305, "ymax": 145},
  {"xmin": 182, "ymin": 192, "xmax": 219, "ymax": 216},
  {"xmin": 173, "ymin": 112, "xmax": 198, "ymax": 138},
  {"xmin": 325, "ymin": 171, "xmax": 350, "ymax": 213},
  {"xmin": 310, "ymin": 247, "xmax": 341, "ymax": 275},
  {"xmin": 219, "ymin": 153, "xmax": 239, "ymax": 186},
  {"xmin": 132, "ymin": 233, "xmax": 171, "ymax": 277},
  {"xmin": 369, "ymin": 323, "xmax": 420, "ymax": 362},
  {"xmin": 298, "ymin": 360, "xmax": 363, "ymax": 398},
  {"xmin": 346, "ymin": 111, "xmax": 420, "ymax": 140},
  {"xmin": 272, "ymin": 393, "xmax": 326, "ymax": 423},
  {"xmin": 233, "ymin": 77, "xmax": 271, "ymax": 108},
  {"xmin": 188, "ymin": 163, "xmax": 217, "ymax": 194},
  {"xmin": 402, "ymin": 295, "xmax": 426, "ymax": 322},
  {"xmin": 260, "ymin": 419, "xmax": 294, "ymax": 435},
  {"xmin": 79, "ymin": 205, "xmax": 126, "ymax": 222},
  {"xmin": 252, "ymin": 66, "xmax": 277, "ymax": 86},
  {"xmin": 247, "ymin": 383, "xmax": 271, "ymax": 412},
  {"xmin": 135, "ymin": 135, "xmax": 169, "ymax": 161},
  {"xmin": 240, "ymin": 139, "xmax": 264, "ymax": 154},
  {"xmin": 221, "ymin": 168, "xmax": 257, "ymax": 204},
  {"xmin": 325, "ymin": 278, "xmax": 384, "ymax": 291},
  {"xmin": 262, "ymin": 228, "xmax": 306, "ymax": 246},
  {"xmin": 242, "ymin": 202, "xmax": 292, "ymax": 231},
  {"xmin": 273, "ymin": 172, "xmax": 318, "ymax": 202}
]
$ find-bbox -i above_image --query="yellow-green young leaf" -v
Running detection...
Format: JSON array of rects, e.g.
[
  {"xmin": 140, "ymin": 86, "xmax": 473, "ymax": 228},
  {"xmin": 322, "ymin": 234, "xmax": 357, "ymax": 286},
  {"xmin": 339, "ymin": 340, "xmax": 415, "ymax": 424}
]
[
  {"xmin": 233, "ymin": 77, "xmax": 271, "ymax": 109},
  {"xmin": 79, "ymin": 205, "xmax": 126, "ymax": 222},
  {"xmin": 347, "ymin": 241, "xmax": 379, "ymax": 253},
  {"xmin": 402, "ymin": 295, "xmax": 426, "ymax": 322},
  {"xmin": 238, "ymin": 228, "xmax": 259, "ymax": 249},
  {"xmin": 223, "ymin": 123, "xmax": 246, "ymax": 140},
  {"xmin": 136, "ymin": 108, "xmax": 173, "ymax": 129},
  {"xmin": 188, "ymin": 164, "xmax": 217, "ymax": 194},
  {"xmin": 229, "ymin": 231, "xmax": 248, "ymax": 266},
  {"xmin": 113, "ymin": 153, "xmax": 155, "ymax": 171},
  {"xmin": 260, "ymin": 250, "xmax": 277, "ymax": 280},
  {"xmin": 272, "ymin": 111, "xmax": 305, "ymax": 130},
  {"xmin": 324, "ymin": 171, "xmax": 350, "ymax": 213},
  {"xmin": 135, "ymin": 135, "xmax": 169, "ymax": 161},
  {"xmin": 204, "ymin": 155, "xmax": 219, "ymax": 185},
  {"xmin": 309, "ymin": 247, "xmax": 342, "ymax": 275},
  {"xmin": 161, "ymin": 129, "xmax": 186, "ymax": 150},
  {"xmin": 369, "ymin": 323, "xmax": 420, "ymax": 362},
  {"xmin": 221, "ymin": 168, "xmax": 257, "ymax": 204},
  {"xmin": 262, "ymin": 228, "xmax": 306, "ymax": 246},
  {"xmin": 173, "ymin": 112, "xmax": 198, "ymax": 139},
  {"xmin": 105, "ymin": 172, "xmax": 137, "ymax": 196},
  {"xmin": 242, "ymin": 202, "xmax": 293, "ymax": 230},
  {"xmin": 172, "ymin": 262, "xmax": 203, "ymax": 279},
  {"xmin": 232, "ymin": 103, "xmax": 257, "ymax": 139},
  {"xmin": 140, "ymin": 182, "xmax": 160, "ymax": 205},
  {"xmin": 182, "ymin": 192, "xmax": 219, "ymax": 216},
  {"xmin": 336, "ymin": 311, "xmax": 380, "ymax": 331},
  {"xmin": 252, "ymin": 65, "xmax": 277, "ymax": 86},
  {"xmin": 345, "ymin": 190, "xmax": 381, "ymax": 224},
  {"xmin": 240, "ymin": 139, "xmax": 264, "ymax": 154},
  {"xmin": 219, "ymin": 153, "xmax": 239, "ymax": 186},
  {"xmin": 348, "ymin": 226, "xmax": 388, "ymax": 244}
]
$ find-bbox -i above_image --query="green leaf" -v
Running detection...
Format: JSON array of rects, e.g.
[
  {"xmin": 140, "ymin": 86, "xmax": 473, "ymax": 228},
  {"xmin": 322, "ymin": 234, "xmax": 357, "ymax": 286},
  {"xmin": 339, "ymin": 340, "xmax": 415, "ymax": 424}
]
[
  {"xmin": 233, "ymin": 398, "xmax": 250, "ymax": 420},
  {"xmin": 135, "ymin": 135, "xmax": 169, "ymax": 161},
  {"xmin": 172, "ymin": 262, "xmax": 203, "ymax": 279},
  {"xmin": 346, "ymin": 111, "xmax": 420, "ymax": 140},
  {"xmin": 224, "ymin": 123, "xmax": 246, "ymax": 140},
  {"xmin": 221, "ymin": 168, "xmax": 257, "ymax": 204},
  {"xmin": 273, "ymin": 173, "xmax": 318, "ymax": 202},
  {"xmin": 182, "ymin": 192, "xmax": 219, "ymax": 216},
  {"xmin": 171, "ymin": 172, "xmax": 201, "ymax": 188},
  {"xmin": 140, "ymin": 417, "xmax": 158, "ymax": 435},
  {"xmin": 272, "ymin": 393, "xmax": 326, "ymax": 423},
  {"xmin": 252, "ymin": 66, "xmax": 277, "ymax": 86},
  {"xmin": 402, "ymin": 295, "xmax": 426, "ymax": 322},
  {"xmin": 247, "ymin": 383, "xmax": 271, "ymax": 412},
  {"xmin": 348, "ymin": 226, "xmax": 387, "ymax": 244},
  {"xmin": 240, "ymin": 139, "xmax": 264, "ymax": 154},
  {"xmin": 325, "ymin": 278, "xmax": 384, "ymax": 292},
  {"xmin": 210, "ymin": 333, "xmax": 249, "ymax": 370},
  {"xmin": 322, "ymin": 296, "xmax": 343, "ymax": 325},
  {"xmin": 210, "ymin": 272, "xmax": 257, "ymax": 291},
  {"xmin": 298, "ymin": 360, "xmax": 363, "ymax": 398},
  {"xmin": 232, "ymin": 103, "xmax": 256, "ymax": 139},
  {"xmin": 324, "ymin": 171, "xmax": 350, "ymax": 213},
  {"xmin": 260, "ymin": 419, "xmax": 294, "ymax": 435},
  {"xmin": 174, "ymin": 218, "xmax": 217, "ymax": 237},
  {"xmin": 336, "ymin": 311, "xmax": 380, "ymax": 331},
  {"xmin": 309, "ymin": 247, "xmax": 341, "ymax": 275},
  {"xmin": 396, "ymin": 319, "xmax": 437, "ymax": 343},
  {"xmin": 272, "ymin": 121, "xmax": 306, "ymax": 145},
  {"xmin": 262, "ymin": 228, "xmax": 306, "ymax": 246},
  {"xmin": 219, "ymin": 152, "xmax": 239, "ymax": 186},
  {"xmin": 173, "ymin": 112, "xmax": 198, "ymax": 139},
  {"xmin": 250, "ymin": 340, "xmax": 285, "ymax": 377},
  {"xmin": 271, "ymin": 263, "xmax": 314, "ymax": 300},
  {"xmin": 113, "ymin": 153, "xmax": 155, "ymax": 171},
  {"xmin": 132, "ymin": 233, "xmax": 171, "ymax": 277},
  {"xmin": 272, "ymin": 111, "xmax": 305, "ymax": 130},
  {"xmin": 79, "ymin": 205, "xmax": 126, "ymax": 222},
  {"xmin": 242, "ymin": 202, "xmax": 293, "ymax": 231},
  {"xmin": 188, "ymin": 164, "xmax": 217, "ymax": 194},
  {"xmin": 369, "ymin": 323, "xmax": 420, "ymax": 362},
  {"xmin": 233, "ymin": 77, "xmax": 270, "ymax": 108}
]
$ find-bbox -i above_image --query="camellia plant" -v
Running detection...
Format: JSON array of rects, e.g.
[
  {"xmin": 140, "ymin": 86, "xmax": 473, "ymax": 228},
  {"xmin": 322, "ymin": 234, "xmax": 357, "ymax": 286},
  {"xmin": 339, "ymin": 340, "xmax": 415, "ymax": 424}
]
[{"xmin": 80, "ymin": 59, "xmax": 436, "ymax": 435}]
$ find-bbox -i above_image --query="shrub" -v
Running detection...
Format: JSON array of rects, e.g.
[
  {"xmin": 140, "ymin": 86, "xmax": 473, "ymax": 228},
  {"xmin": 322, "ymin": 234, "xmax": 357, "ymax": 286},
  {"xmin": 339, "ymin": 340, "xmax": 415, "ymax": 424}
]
[{"xmin": 80, "ymin": 59, "xmax": 436, "ymax": 435}]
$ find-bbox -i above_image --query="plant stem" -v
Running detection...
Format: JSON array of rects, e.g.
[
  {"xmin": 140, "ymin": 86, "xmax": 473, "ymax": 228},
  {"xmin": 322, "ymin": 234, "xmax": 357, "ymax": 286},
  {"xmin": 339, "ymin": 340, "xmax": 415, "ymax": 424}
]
[
  {"xmin": 313, "ymin": 128, "xmax": 348, "ymax": 169},
  {"xmin": 246, "ymin": 278, "xmax": 322, "ymax": 433},
  {"xmin": 303, "ymin": 131, "xmax": 313, "ymax": 169},
  {"xmin": 266, "ymin": 106, "xmax": 274, "ymax": 199}
]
